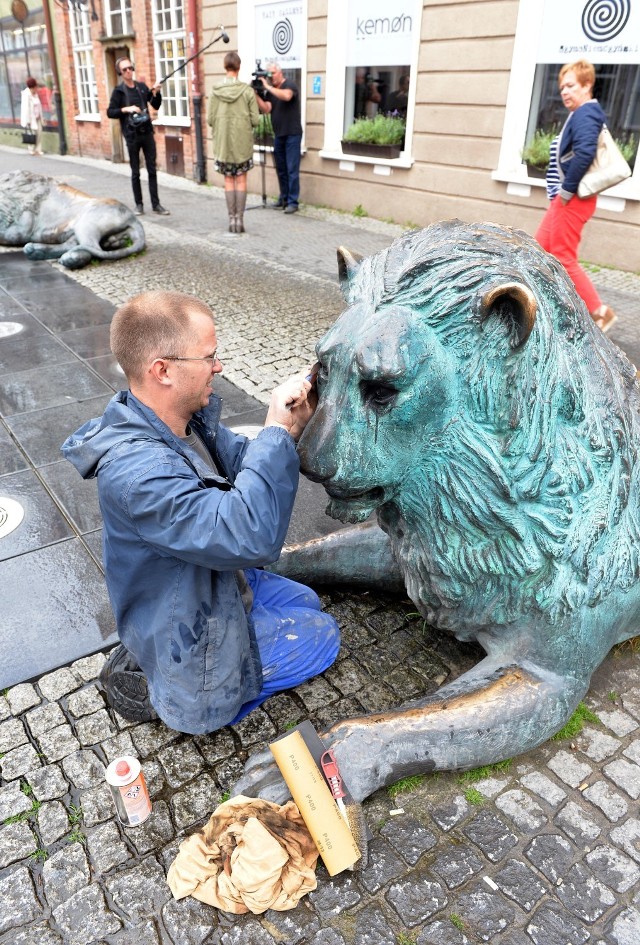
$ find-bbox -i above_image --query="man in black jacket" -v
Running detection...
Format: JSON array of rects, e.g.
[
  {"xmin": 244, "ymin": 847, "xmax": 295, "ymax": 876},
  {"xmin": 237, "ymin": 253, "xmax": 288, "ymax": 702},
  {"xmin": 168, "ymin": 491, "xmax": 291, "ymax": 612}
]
[
  {"xmin": 256, "ymin": 62, "xmax": 302, "ymax": 213},
  {"xmin": 107, "ymin": 57, "xmax": 170, "ymax": 216}
]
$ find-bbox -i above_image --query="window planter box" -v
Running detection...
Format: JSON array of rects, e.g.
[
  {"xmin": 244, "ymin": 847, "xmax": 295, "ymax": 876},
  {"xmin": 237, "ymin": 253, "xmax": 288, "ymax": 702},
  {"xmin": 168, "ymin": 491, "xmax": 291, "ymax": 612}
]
[
  {"xmin": 341, "ymin": 140, "xmax": 402, "ymax": 159},
  {"xmin": 526, "ymin": 162, "xmax": 548, "ymax": 179}
]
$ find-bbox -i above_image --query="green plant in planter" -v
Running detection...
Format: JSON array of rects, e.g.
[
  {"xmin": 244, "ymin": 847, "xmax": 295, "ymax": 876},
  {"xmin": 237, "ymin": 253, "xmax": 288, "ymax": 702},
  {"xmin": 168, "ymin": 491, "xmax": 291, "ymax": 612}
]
[
  {"xmin": 618, "ymin": 133, "xmax": 638, "ymax": 168},
  {"xmin": 343, "ymin": 114, "xmax": 406, "ymax": 146},
  {"xmin": 254, "ymin": 113, "xmax": 274, "ymax": 140},
  {"xmin": 521, "ymin": 128, "xmax": 556, "ymax": 171}
]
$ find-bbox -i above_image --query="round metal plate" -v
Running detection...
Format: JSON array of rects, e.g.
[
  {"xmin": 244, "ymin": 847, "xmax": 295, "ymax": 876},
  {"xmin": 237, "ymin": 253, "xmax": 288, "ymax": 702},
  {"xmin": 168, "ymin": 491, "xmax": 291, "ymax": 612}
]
[
  {"xmin": 0, "ymin": 322, "xmax": 25, "ymax": 339},
  {"xmin": 0, "ymin": 497, "xmax": 25, "ymax": 539}
]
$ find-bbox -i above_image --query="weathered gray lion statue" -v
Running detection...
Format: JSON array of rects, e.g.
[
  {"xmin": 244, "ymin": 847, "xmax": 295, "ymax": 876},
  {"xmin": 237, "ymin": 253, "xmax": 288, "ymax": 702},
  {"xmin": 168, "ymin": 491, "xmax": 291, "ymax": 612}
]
[
  {"xmin": 0, "ymin": 170, "xmax": 144, "ymax": 269},
  {"xmin": 235, "ymin": 219, "xmax": 640, "ymax": 804}
]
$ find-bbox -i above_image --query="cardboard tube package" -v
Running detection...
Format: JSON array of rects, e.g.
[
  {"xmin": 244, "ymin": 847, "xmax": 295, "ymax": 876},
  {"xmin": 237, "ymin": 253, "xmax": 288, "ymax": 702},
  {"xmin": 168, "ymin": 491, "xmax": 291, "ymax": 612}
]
[{"xmin": 269, "ymin": 729, "xmax": 361, "ymax": 875}]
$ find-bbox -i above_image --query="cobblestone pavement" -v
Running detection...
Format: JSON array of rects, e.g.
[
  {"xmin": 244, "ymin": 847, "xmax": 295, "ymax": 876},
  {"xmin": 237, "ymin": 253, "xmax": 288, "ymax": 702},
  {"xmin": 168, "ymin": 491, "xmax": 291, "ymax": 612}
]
[{"xmin": 1, "ymin": 148, "xmax": 639, "ymax": 944}]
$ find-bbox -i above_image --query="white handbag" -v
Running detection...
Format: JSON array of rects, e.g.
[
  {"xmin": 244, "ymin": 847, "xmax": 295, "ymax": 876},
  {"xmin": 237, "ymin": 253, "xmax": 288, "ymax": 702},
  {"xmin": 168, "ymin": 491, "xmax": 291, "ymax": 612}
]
[{"xmin": 578, "ymin": 125, "xmax": 631, "ymax": 198}]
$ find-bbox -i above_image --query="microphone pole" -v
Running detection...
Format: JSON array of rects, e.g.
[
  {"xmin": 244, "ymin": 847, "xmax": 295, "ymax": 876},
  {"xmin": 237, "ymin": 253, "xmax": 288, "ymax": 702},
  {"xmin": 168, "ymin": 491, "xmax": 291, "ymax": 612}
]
[
  {"xmin": 156, "ymin": 27, "xmax": 229, "ymax": 184},
  {"xmin": 157, "ymin": 27, "xmax": 230, "ymax": 87}
]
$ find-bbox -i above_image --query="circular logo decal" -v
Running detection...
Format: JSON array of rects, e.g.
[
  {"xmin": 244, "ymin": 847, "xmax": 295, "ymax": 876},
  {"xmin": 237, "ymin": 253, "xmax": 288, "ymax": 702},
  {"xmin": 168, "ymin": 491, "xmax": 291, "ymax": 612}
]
[
  {"xmin": 582, "ymin": 0, "xmax": 630, "ymax": 42},
  {"xmin": 272, "ymin": 18, "xmax": 294, "ymax": 56},
  {"xmin": 0, "ymin": 497, "xmax": 25, "ymax": 539}
]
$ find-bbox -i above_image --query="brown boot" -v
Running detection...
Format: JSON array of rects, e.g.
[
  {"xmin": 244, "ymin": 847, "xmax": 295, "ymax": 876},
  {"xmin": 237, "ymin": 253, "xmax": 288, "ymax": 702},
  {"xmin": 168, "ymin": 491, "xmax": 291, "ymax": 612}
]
[
  {"xmin": 225, "ymin": 190, "xmax": 236, "ymax": 232},
  {"xmin": 235, "ymin": 191, "xmax": 247, "ymax": 233}
]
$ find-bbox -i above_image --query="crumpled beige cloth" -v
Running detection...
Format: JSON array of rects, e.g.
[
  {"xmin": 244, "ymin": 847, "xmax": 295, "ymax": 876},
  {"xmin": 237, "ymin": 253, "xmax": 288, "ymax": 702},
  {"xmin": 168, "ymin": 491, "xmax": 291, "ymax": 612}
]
[{"xmin": 166, "ymin": 795, "xmax": 318, "ymax": 914}]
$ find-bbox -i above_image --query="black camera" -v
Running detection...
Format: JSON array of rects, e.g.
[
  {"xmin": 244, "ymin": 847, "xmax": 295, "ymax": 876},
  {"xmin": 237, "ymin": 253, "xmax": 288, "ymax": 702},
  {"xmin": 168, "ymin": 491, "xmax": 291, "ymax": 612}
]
[
  {"xmin": 251, "ymin": 59, "xmax": 272, "ymax": 98},
  {"xmin": 129, "ymin": 110, "xmax": 152, "ymax": 135}
]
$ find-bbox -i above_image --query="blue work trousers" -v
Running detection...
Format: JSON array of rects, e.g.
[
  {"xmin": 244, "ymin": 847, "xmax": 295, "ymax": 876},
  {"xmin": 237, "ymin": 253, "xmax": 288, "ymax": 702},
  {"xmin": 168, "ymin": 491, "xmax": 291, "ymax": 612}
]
[
  {"xmin": 273, "ymin": 134, "xmax": 302, "ymax": 209},
  {"xmin": 230, "ymin": 568, "xmax": 340, "ymax": 723}
]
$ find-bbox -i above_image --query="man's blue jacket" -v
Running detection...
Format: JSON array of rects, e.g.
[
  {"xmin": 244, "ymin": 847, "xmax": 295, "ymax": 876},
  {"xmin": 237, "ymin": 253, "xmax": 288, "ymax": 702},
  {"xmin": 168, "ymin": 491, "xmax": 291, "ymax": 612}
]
[{"xmin": 62, "ymin": 391, "xmax": 300, "ymax": 734}]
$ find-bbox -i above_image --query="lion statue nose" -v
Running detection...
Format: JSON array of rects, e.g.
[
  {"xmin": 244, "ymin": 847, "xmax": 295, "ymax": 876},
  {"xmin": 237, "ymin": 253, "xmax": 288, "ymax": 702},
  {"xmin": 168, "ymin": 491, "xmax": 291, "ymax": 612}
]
[{"xmin": 297, "ymin": 423, "xmax": 338, "ymax": 483}]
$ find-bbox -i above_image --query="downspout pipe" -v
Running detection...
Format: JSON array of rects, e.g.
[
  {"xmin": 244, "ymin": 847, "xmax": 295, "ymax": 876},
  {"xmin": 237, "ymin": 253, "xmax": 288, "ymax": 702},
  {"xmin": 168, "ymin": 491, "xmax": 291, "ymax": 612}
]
[
  {"xmin": 187, "ymin": 0, "xmax": 206, "ymax": 183},
  {"xmin": 42, "ymin": 0, "xmax": 68, "ymax": 154}
]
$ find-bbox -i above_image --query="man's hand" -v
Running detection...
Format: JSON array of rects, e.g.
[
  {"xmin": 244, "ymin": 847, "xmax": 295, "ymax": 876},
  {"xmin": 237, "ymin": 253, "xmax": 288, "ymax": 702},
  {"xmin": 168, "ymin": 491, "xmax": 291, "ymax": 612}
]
[{"xmin": 264, "ymin": 368, "xmax": 318, "ymax": 441}]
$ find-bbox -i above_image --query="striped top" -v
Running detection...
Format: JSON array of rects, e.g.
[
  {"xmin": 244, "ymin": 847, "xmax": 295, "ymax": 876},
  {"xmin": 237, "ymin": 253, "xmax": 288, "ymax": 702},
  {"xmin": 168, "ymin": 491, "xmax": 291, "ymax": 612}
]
[{"xmin": 546, "ymin": 135, "xmax": 561, "ymax": 199}]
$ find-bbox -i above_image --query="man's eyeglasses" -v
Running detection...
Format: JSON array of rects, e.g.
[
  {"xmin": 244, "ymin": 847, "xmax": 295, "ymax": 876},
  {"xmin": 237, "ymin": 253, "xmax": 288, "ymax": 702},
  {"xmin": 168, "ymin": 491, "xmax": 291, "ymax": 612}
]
[
  {"xmin": 160, "ymin": 350, "xmax": 218, "ymax": 366},
  {"xmin": 121, "ymin": 66, "xmax": 134, "ymax": 72}
]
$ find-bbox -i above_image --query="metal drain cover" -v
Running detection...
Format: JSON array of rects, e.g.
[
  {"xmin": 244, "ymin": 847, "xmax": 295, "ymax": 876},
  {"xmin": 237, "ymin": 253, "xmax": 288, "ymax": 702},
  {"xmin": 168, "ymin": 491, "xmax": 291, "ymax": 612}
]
[
  {"xmin": 0, "ymin": 497, "xmax": 25, "ymax": 539},
  {"xmin": 0, "ymin": 322, "xmax": 25, "ymax": 339}
]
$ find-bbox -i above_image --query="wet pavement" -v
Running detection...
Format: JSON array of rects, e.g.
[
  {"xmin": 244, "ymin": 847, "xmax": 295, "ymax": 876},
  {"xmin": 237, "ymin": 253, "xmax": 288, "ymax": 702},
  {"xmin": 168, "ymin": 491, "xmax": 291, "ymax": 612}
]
[{"xmin": 0, "ymin": 147, "xmax": 639, "ymax": 944}]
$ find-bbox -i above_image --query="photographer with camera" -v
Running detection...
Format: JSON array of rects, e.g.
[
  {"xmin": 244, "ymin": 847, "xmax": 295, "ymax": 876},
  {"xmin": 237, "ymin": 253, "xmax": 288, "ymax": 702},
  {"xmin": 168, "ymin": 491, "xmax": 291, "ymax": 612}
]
[
  {"xmin": 254, "ymin": 61, "xmax": 302, "ymax": 213},
  {"xmin": 107, "ymin": 57, "xmax": 170, "ymax": 216}
]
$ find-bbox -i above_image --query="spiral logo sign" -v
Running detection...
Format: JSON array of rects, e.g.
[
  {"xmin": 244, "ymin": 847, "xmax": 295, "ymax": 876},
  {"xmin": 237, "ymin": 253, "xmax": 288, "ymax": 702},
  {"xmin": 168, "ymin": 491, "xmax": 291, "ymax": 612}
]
[
  {"xmin": 272, "ymin": 18, "xmax": 294, "ymax": 56},
  {"xmin": 581, "ymin": 0, "xmax": 631, "ymax": 42}
]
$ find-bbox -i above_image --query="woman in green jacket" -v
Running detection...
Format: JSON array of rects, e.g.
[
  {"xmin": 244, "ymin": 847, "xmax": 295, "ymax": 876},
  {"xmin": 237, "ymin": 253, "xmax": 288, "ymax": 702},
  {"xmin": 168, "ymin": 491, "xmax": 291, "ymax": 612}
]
[{"xmin": 208, "ymin": 51, "xmax": 260, "ymax": 233}]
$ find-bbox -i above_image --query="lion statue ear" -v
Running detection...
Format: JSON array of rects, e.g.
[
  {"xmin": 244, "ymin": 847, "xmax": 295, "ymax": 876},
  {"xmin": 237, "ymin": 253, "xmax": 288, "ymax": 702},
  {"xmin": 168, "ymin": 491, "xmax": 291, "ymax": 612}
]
[
  {"xmin": 480, "ymin": 282, "xmax": 537, "ymax": 350},
  {"xmin": 337, "ymin": 246, "xmax": 365, "ymax": 300}
]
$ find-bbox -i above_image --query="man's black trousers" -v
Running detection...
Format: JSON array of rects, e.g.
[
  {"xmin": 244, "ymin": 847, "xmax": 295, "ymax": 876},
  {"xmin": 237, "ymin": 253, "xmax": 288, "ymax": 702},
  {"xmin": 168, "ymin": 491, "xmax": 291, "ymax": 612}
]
[{"xmin": 126, "ymin": 132, "xmax": 159, "ymax": 209}]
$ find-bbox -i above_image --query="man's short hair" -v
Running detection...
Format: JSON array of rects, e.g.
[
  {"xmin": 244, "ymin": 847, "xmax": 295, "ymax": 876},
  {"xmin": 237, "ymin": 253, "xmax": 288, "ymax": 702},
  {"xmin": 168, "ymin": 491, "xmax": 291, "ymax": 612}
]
[
  {"xmin": 26, "ymin": 77, "xmax": 38, "ymax": 89},
  {"xmin": 111, "ymin": 291, "xmax": 214, "ymax": 384},
  {"xmin": 224, "ymin": 51, "xmax": 241, "ymax": 72}
]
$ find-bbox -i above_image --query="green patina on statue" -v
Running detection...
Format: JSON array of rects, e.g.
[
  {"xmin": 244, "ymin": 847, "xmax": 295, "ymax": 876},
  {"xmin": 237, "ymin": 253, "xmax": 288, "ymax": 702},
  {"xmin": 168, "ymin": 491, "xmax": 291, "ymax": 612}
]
[{"xmin": 236, "ymin": 219, "xmax": 640, "ymax": 804}]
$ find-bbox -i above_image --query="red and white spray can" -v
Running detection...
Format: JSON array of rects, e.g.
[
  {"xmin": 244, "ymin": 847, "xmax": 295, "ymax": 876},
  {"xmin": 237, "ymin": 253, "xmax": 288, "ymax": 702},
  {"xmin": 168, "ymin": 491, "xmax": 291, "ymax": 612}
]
[{"xmin": 105, "ymin": 755, "xmax": 152, "ymax": 826}]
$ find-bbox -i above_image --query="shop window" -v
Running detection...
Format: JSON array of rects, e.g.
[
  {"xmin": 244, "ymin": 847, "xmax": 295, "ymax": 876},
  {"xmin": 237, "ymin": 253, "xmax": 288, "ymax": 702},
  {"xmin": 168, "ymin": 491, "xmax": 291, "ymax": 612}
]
[
  {"xmin": 525, "ymin": 63, "xmax": 639, "ymax": 166},
  {"xmin": 321, "ymin": 0, "xmax": 421, "ymax": 163},
  {"xmin": 0, "ymin": 3, "xmax": 54, "ymax": 127},
  {"xmin": 345, "ymin": 67, "xmax": 411, "ymax": 126},
  {"xmin": 496, "ymin": 0, "xmax": 639, "ymax": 197},
  {"xmin": 235, "ymin": 0, "xmax": 307, "ymax": 140}
]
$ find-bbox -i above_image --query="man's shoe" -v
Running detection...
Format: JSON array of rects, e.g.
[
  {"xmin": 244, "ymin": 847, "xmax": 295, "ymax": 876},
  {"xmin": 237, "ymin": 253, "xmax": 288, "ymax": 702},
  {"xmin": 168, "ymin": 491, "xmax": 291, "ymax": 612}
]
[
  {"xmin": 284, "ymin": 204, "xmax": 299, "ymax": 214},
  {"xmin": 100, "ymin": 644, "xmax": 158, "ymax": 723},
  {"xmin": 134, "ymin": 204, "xmax": 144, "ymax": 215},
  {"xmin": 271, "ymin": 198, "xmax": 285, "ymax": 209},
  {"xmin": 152, "ymin": 204, "xmax": 170, "ymax": 215}
]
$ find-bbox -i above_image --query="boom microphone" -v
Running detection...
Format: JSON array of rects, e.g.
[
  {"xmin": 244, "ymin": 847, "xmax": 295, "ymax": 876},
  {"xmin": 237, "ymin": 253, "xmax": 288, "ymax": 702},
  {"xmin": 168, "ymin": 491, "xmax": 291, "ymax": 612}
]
[{"xmin": 219, "ymin": 26, "xmax": 230, "ymax": 43}]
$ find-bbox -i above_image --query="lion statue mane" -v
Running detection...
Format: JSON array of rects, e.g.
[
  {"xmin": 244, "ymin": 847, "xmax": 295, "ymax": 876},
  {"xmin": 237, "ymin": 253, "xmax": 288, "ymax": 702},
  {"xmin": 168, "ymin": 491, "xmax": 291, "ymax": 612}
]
[
  {"xmin": 0, "ymin": 170, "xmax": 145, "ymax": 269},
  {"xmin": 235, "ymin": 219, "xmax": 640, "ymax": 804}
]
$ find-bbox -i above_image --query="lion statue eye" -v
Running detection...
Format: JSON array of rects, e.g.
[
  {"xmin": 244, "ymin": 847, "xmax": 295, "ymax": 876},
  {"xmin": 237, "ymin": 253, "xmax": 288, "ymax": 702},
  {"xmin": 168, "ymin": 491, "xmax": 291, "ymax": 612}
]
[{"xmin": 360, "ymin": 380, "xmax": 398, "ymax": 411}]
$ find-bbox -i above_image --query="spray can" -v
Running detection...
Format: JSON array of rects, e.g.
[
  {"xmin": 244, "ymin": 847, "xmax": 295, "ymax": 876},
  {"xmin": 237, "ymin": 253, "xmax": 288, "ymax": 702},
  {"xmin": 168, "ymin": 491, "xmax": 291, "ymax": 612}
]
[{"xmin": 105, "ymin": 755, "xmax": 152, "ymax": 826}]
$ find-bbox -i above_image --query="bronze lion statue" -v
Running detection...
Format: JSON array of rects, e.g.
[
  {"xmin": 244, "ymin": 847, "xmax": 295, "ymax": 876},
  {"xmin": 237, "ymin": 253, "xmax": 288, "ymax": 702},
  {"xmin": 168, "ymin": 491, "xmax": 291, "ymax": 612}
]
[
  {"xmin": 235, "ymin": 219, "xmax": 640, "ymax": 804},
  {"xmin": 0, "ymin": 170, "xmax": 145, "ymax": 269}
]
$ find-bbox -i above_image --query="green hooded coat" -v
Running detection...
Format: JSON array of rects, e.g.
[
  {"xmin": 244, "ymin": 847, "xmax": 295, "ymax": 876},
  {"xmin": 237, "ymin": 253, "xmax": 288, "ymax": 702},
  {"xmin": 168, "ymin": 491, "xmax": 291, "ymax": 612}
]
[{"xmin": 207, "ymin": 78, "xmax": 260, "ymax": 166}]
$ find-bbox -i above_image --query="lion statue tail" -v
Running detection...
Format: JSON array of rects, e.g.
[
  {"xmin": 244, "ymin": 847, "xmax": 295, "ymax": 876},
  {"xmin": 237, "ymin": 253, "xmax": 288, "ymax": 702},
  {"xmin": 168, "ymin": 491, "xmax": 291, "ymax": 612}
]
[{"xmin": 81, "ymin": 219, "xmax": 146, "ymax": 261}]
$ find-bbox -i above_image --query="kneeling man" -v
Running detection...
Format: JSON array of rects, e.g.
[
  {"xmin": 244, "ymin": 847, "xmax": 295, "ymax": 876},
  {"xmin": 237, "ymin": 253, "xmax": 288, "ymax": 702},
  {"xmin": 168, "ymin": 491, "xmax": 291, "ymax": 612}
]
[{"xmin": 62, "ymin": 290, "xmax": 339, "ymax": 733}]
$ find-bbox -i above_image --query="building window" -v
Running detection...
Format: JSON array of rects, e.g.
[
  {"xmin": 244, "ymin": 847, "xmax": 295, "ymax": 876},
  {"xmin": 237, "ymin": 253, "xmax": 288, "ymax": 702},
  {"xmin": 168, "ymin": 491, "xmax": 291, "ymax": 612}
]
[
  {"xmin": 342, "ymin": 2, "xmax": 416, "ymax": 138},
  {"xmin": 496, "ymin": 0, "xmax": 639, "ymax": 199},
  {"xmin": 323, "ymin": 0, "xmax": 422, "ymax": 163},
  {"xmin": 526, "ymin": 63, "xmax": 640, "ymax": 158},
  {"xmin": 105, "ymin": 0, "xmax": 132, "ymax": 37},
  {"xmin": 152, "ymin": 0, "xmax": 188, "ymax": 121},
  {"xmin": 237, "ymin": 0, "xmax": 307, "ymax": 141},
  {"xmin": 0, "ymin": 3, "xmax": 55, "ymax": 128},
  {"xmin": 70, "ymin": 3, "xmax": 98, "ymax": 117}
]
